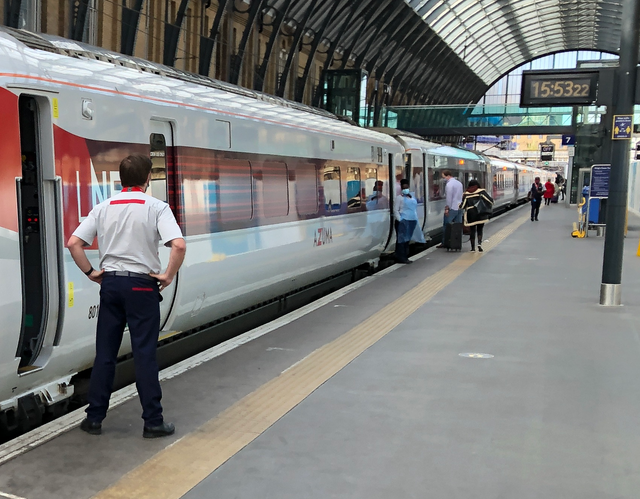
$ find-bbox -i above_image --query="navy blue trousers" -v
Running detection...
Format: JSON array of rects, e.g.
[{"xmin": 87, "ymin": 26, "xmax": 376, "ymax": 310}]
[{"xmin": 86, "ymin": 276, "xmax": 163, "ymax": 426}]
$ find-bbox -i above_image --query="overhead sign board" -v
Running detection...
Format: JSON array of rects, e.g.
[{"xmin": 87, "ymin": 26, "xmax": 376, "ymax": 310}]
[
  {"xmin": 540, "ymin": 144, "xmax": 554, "ymax": 161},
  {"xmin": 562, "ymin": 135, "xmax": 575, "ymax": 146},
  {"xmin": 521, "ymin": 70, "xmax": 599, "ymax": 107},
  {"xmin": 612, "ymin": 115, "xmax": 632, "ymax": 139},
  {"xmin": 590, "ymin": 164, "xmax": 610, "ymax": 198}
]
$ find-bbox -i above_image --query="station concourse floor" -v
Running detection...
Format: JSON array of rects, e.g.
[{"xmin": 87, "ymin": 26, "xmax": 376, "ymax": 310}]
[{"xmin": 3, "ymin": 203, "xmax": 640, "ymax": 499}]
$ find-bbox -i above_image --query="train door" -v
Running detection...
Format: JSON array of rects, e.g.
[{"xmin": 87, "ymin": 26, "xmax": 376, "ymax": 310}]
[
  {"xmin": 384, "ymin": 153, "xmax": 397, "ymax": 251},
  {"xmin": 15, "ymin": 94, "xmax": 64, "ymax": 372},
  {"xmin": 149, "ymin": 120, "xmax": 179, "ymax": 330}
]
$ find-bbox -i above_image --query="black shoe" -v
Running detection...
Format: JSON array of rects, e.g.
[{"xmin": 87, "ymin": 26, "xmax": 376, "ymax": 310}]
[
  {"xmin": 143, "ymin": 421, "xmax": 175, "ymax": 439},
  {"xmin": 80, "ymin": 418, "xmax": 102, "ymax": 435},
  {"xmin": 478, "ymin": 246, "xmax": 483, "ymax": 252},
  {"xmin": 535, "ymin": 217, "xmax": 539, "ymax": 221},
  {"xmin": 396, "ymin": 259, "xmax": 412, "ymax": 264},
  {"xmin": 531, "ymin": 218, "xmax": 534, "ymax": 221}
]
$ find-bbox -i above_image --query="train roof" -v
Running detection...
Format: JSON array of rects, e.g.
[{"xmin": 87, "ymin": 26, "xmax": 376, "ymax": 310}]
[
  {"xmin": 0, "ymin": 27, "xmax": 400, "ymax": 148},
  {"xmin": 374, "ymin": 130, "xmax": 485, "ymax": 162}
]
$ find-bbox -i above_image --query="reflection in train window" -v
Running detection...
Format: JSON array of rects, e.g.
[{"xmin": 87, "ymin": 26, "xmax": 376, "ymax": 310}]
[
  {"xmin": 395, "ymin": 162, "xmax": 404, "ymax": 196},
  {"xmin": 363, "ymin": 168, "xmax": 378, "ymax": 198},
  {"xmin": 218, "ymin": 159, "xmax": 252, "ymax": 222},
  {"xmin": 323, "ymin": 166, "xmax": 341, "ymax": 213},
  {"xmin": 428, "ymin": 168, "xmax": 443, "ymax": 200},
  {"xmin": 257, "ymin": 161, "xmax": 288, "ymax": 218},
  {"xmin": 295, "ymin": 163, "xmax": 318, "ymax": 216},
  {"xmin": 149, "ymin": 133, "xmax": 167, "ymax": 202},
  {"xmin": 346, "ymin": 167, "xmax": 361, "ymax": 209}
]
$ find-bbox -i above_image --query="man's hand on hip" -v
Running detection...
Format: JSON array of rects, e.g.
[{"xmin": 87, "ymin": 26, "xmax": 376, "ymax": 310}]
[{"xmin": 150, "ymin": 273, "xmax": 173, "ymax": 292}]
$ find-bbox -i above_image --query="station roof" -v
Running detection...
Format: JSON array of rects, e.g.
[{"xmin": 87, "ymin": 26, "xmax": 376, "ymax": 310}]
[
  {"xmin": 404, "ymin": 0, "xmax": 624, "ymax": 85},
  {"xmin": 272, "ymin": 0, "xmax": 629, "ymax": 104}
]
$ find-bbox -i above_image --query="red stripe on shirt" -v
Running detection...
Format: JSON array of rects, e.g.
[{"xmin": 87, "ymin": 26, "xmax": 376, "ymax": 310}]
[{"xmin": 110, "ymin": 199, "xmax": 146, "ymax": 205}]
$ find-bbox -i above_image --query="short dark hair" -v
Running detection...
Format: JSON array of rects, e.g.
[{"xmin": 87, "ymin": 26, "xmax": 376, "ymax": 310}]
[
  {"xmin": 442, "ymin": 170, "xmax": 451, "ymax": 177},
  {"xmin": 468, "ymin": 179, "xmax": 480, "ymax": 188},
  {"xmin": 120, "ymin": 155, "xmax": 152, "ymax": 187},
  {"xmin": 400, "ymin": 178, "xmax": 410, "ymax": 188}
]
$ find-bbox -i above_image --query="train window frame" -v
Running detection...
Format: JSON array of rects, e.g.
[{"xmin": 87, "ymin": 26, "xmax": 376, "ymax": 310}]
[
  {"xmin": 149, "ymin": 133, "xmax": 168, "ymax": 202},
  {"xmin": 323, "ymin": 165, "xmax": 342, "ymax": 213},
  {"xmin": 346, "ymin": 166, "xmax": 362, "ymax": 210}
]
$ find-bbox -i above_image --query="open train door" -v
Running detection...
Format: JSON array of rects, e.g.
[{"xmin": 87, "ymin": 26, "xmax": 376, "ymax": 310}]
[
  {"xmin": 149, "ymin": 120, "xmax": 179, "ymax": 330},
  {"xmin": 15, "ymin": 94, "xmax": 64, "ymax": 373}
]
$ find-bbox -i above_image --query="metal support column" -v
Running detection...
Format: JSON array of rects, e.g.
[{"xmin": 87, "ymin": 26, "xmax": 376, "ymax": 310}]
[
  {"xmin": 599, "ymin": 0, "xmax": 640, "ymax": 306},
  {"xmin": 198, "ymin": 0, "xmax": 228, "ymax": 76},
  {"xmin": 121, "ymin": 0, "xmax": 145, "ymax": 55}
]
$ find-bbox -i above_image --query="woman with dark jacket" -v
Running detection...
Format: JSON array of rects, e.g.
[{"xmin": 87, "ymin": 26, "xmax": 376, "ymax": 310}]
[
  {"xmin": 460, "ymin": 179, "xmax": 494, "ymax": 252},
  {"xmin": 530, "ymin": 177, "xmax": 543, "ymax": 221}
]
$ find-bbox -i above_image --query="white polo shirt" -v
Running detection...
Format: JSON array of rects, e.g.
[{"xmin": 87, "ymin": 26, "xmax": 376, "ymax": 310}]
[{"xmin": 72, "ymin": 189, "xmax": 184, "ymax": 274}]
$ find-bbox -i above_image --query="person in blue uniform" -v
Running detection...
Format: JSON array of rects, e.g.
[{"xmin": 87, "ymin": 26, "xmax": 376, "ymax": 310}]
[
  {"xmin": 393, "ymin": 179, "xmax": 418, "ymax": 264},
  {"xmin": 67, "ymin": 154, "xmax": 186, "ymax": 438}
]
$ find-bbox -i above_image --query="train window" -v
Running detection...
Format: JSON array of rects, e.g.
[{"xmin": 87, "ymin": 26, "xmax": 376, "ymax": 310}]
[
  {"xmin": 363, "ymin": 168, "xmax": 378, "ymax": 198},
  {"xmin": 428, "ymin": 168, "xmax": 443, "ymax": 201},
  {"xmin": 149, "ymin": 134, "xmax": 167, "ymax": 202},
  {"xmin": 256, "ymin": 161, "xmax": 289, "ymax": 218},
  {"xmin": 323, "ymin": 166, "xmax": 341, "ymax": 213},
  {"xmin": 395, "ymin": 163, "xmax": 404, "ymax": 196},
  {"xmin": 346, "ymin": 167, "xmax": 361, "ymax": 210},
  {"xmin": 295, "ymin": 163, "xmax": 318, "ymax": 216},
  {"xmin": 411, "ymin": 166, "xmax": 425, "ymax": 204},
  {"xmin": 218, "ymin": 159, "xmax": 252, "ymax": 222}
]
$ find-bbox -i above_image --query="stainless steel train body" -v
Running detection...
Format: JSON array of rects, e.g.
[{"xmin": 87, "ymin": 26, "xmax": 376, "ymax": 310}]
[{"xmin": 387, "ymin": 134, "xmax": 488, "ymax": 238}]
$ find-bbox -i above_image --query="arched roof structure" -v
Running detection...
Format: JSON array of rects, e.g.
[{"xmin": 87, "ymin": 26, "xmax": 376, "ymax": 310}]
[{"xmin": 9, "ymin": 0, "xmax": 629, "ymax": 106}]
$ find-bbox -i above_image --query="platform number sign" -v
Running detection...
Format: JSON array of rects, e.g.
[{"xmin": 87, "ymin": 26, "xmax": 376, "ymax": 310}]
[{"xmin": 562, "ymin": 135, "xmax": 575, "ymax": 146}]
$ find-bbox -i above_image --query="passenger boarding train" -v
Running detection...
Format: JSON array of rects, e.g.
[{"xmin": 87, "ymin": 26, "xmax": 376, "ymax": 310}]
[{"xmin": 0, "ymin": 27, "xmax": 545, "ymax": 436}]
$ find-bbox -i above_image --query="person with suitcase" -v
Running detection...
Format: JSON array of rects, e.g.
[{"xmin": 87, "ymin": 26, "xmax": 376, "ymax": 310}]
[
  {"xmin": 436, "ymin": 170, "xmax": 463, "ymax": 249},
  {"xmin": 460, "ymin": 179, "xmax": 494, "ymax": 252},
  {"xmin": 393, "ymin": 179, "xmax": 418, "ymax": 264}
]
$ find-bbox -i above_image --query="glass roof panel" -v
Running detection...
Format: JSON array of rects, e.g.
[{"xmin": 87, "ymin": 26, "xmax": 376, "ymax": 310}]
[{"xmin": 404, "ymin": 0, "xmax": 628, "ymax": 84}]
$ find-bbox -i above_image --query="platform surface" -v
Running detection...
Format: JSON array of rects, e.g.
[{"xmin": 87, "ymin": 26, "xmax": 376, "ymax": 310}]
[{"xmin": 2, "ymin": 204, "xmax": 640, "ymax": 499}]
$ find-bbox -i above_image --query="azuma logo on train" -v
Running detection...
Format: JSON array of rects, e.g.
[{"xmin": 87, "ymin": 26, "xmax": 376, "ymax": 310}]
[{"xmin": 314, "ymin": 227, "xmax": 333, "ymax": 246}]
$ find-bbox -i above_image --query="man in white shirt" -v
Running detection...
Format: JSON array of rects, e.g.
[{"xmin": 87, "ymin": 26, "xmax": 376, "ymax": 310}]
[
  {"xmin": 436, "ymin": 169, "xmax": 464, "ymax": 248},
  {"xmin": 68, "ymin": 155, "xmax": 186, "ymax": 438}
]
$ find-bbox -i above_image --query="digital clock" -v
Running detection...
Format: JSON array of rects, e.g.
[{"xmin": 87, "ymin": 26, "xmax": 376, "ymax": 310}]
[{"xmin": 520, "ymin": 70, "xmax": 599, "ymax": 106}]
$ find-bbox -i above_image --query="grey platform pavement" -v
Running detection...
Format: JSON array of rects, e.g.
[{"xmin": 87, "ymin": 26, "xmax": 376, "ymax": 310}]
[{"xmin": 2, "ymin": 204, "xmax": 640, "ymax": 499}]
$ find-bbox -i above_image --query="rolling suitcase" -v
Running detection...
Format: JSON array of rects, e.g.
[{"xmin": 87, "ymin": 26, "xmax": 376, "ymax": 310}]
[
  {"xmin": 551, "ymin": 195, "xmax": 558, "ymax": 204},
  {"xmin": 444, "ymin": 222, "xmax": 463, "ymax": 251}
]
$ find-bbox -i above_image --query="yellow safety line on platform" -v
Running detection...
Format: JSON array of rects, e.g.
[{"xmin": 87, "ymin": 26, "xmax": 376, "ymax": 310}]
[{"xmin": 92, "ymin": 213, "xmax": 529, "ymax": 499}]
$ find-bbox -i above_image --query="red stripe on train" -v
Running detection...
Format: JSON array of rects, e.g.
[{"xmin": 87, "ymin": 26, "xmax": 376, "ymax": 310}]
[{"xmin": 110, "ymin": 199, "xmax": 146, "ymax": 205}]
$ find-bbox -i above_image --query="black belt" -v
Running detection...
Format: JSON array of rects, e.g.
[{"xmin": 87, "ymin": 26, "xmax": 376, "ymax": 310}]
[{"xmin": 103, "ymin": 271, "xmax": 157, "ymax": 282}]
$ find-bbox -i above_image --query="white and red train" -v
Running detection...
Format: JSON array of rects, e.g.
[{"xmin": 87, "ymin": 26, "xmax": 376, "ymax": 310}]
[{"xmin": 0, "ymin": 27, "xmax": 545, "ymax": 435}]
